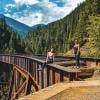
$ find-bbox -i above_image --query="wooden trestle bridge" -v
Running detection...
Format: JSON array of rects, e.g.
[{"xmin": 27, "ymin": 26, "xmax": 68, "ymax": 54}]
[{"xmin": 0, "ymin": 54, "xmax": 100, "ymax": 100}]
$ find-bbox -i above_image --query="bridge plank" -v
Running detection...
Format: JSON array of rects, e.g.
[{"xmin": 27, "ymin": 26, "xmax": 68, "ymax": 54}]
[
  {"xmin": 48, "ymin": 64, "xmax": 81, "ymax": 73},
  {"xmin": 18, "ymin": 80, "xmax": 100, "ymax": 100}
]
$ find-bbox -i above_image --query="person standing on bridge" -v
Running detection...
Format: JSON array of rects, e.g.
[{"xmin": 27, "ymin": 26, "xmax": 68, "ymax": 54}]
[
  {"xmin": 46, "ymin": 48, "xmax": 55, "ymax": 64},
  {"xmin": 73, "ymin": 40, "xmax": 80, "ymax": 69}
]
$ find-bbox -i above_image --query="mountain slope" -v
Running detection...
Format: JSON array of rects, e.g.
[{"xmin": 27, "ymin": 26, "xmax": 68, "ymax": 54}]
[
  {"xmin": 0, "ymin": 18, "xmax": 25, "ymax": 53},
  {"xmin": 25, "ymin": 0, "xmax": 100, "ymax": 57},
  {"xmin": 31, "ymin": 24, "xmax": 45, "ymax": 30},
  {"xmin": 0, "ymin": 14, "xmax": 31, "ymax": 36},
  {"xmin": 0, "ymin": 15, "xmax": 45, "ymax": 36}
]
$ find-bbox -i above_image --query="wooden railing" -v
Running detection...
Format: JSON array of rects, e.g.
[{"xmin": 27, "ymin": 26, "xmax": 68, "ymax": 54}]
[
  {"xmin": 0, "ymin": 54, "xmax": 81, "ymax": 87},
  {"xmin": 0, "ymin": 54, "xmax": 100, "ymax": 99}
]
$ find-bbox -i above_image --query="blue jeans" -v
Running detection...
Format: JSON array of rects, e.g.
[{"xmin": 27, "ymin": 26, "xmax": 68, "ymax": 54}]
[
  {"xmin": 47, "ymin": 59, "xmax": 53, "ymax": 64},
  {"xmin": 42, "ymin": 59, "xmax": 53, "ymax": 68},
  {"xmin": 75, "ymin": 52, "xmax": 80, "ymax": 67}
]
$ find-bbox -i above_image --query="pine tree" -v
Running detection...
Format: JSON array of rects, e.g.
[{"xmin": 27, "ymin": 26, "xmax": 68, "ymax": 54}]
[{"xmin": 87, "ymin": 16, "xmax": 100, "ymax": 57}]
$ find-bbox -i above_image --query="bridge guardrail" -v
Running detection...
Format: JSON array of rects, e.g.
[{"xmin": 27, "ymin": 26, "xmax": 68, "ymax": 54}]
[{"xmin": 0, "ymin": 54, "xmax": 100, "ymax": 99}]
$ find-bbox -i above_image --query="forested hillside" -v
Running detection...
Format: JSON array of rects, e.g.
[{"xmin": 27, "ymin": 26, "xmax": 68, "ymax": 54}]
[
  {"xmin": 25, "ymin": 0, "xmax": 100, "ymax": 57},
  {"xmin": 0, "ymin": 0, "xmax": 99, "ymax": 57},
  {"xmin": 0, "ymin": 18, "xmax": 25, "ymax": 54}
]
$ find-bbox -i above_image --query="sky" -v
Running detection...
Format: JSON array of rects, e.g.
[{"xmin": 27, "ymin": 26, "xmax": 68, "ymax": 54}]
[{"xmin": 0, "ymin": 0, "xmax": 85, "ymax": 26}]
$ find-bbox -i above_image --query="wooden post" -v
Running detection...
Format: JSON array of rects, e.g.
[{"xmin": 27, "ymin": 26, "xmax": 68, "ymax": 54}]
[
  {"xmin": 52, "ymin": 69, "xmax": 55, "ymax": 84},
  {"xmin": 49, "ymin": 68, "xmax": 54, "ymax": 85},
  {"xmin": 47, "ymin": 67, "xmax": 50, "ymax": 86},
  {"xmin": 43, "ymin": 66, "xmax": 48, "ymax": 88},
  {"xmin": 29, "ymin": 60, "xmax": 33, "ymax": 74},
  {"xmin": 38, "ymin": 64, "xmax": 42, "ymax": 87},
  {"xmin": 8, "ymin": 70, "xmax": 14, "ymax": 100},
  {"xmin": 63, "ymin": 72, "xmax": 70, "ymax": 82},
  {"xmin": 55, "ymin": 70, "xmax": 60, "ymax": 83},
  {"xmin": 25, "ymin": 76, "xmax": 32, "ymax": 95},
  {"xmin": 36, "ymin": 63, "xmax": 39, "ymax": 84}
]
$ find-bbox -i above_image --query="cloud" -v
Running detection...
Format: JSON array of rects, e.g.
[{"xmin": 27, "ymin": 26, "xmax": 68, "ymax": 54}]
[
  {"xmin": 38, "ymin": 0, "xmax": 85, "ymax": 23},
  {"xmin": 4, "ymin": 0, "xmax": 85, "ymax": 26},
  {"xmin": 5, "ymin": 12, "xmax": 43, "ymax": 26},
  {"xmin": 14, "ymin": 0, "xmax": 39, "ymax": 5},
  {"xmin": 4, "ymin": 4, "xmax": 16, "ymax": 13},
  {"xmin": 5, "ymin": 4, "xmax": 16, "ymax": 8},
  {"xmin": 18, "ymin": 13, "xmax": 43, "ymax": 26}
]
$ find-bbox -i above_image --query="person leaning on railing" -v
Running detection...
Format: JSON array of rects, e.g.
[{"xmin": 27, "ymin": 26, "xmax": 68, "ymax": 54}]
[
  {"xmin": 46, "ymin": 48, "xmax": 55, "ymax": 64},
  {"xmin": 38, "ymin": 48, "xmax": 55, "ymax": 71}
]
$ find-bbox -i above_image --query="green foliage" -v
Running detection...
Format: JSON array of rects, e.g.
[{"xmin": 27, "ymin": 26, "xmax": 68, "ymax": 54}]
[
  {"xmin": 0, "ymin": 0, "xmax": 99, "ymax": 57},
  {"xmin": 0, "ymin": 18, "xmax": 23, "ymax": 54},
  {"xmin": 24, "ymin": 0, "xmax": 100, "ymax": 57},
  {"xmin": 4, "ymin": 47, "xmax": 16, "ymax": 54},
  {"xmin": 25, "ymin": 4, "xmax": 83, "ymax": 54},
  {"xmin": 86, "ymin": 16, "xmax": 100, "ymax": 57}
]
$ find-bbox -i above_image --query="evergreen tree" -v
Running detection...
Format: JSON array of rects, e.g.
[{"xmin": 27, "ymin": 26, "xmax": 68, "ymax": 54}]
[{"xmin": 87, "ymin": 16, "xmax": 100, "ymax": 57}]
